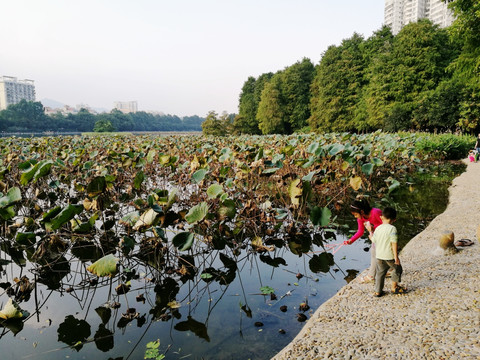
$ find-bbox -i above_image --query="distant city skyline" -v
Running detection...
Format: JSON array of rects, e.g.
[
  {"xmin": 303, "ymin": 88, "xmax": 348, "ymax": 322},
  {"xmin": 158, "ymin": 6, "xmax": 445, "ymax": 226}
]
[{"xmin": 1, "ymin": 1, "xmax": 385, "ymax": 117}]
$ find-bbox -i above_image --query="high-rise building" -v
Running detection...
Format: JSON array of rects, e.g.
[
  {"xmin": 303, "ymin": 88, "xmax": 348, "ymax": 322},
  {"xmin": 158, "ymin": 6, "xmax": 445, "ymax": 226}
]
[
  {"xmin": 384, "ymin": 0, "xmax": 455, "ymax": 35},
  {"xmin": 114, "ymin": 101, "xmax": 138, "ymax": 114},
  {"xmin": 0, "ymin": 76, "xmax": 36, "ymax": 110}
]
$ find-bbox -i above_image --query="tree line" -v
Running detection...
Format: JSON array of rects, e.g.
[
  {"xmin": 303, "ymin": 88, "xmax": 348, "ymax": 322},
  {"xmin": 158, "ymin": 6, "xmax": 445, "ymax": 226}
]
[
  {"xmin": 220, "ymin": 0, "xmax": 479, "ymax": 136},
  {"xmin": 0, "ymin": 100, "xmax": 204, "ymax": 133}
]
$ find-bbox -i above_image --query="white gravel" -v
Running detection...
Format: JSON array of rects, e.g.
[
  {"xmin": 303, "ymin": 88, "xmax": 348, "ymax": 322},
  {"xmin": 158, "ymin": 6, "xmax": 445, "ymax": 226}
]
[{"xmin": 272, "ymin": 160, "xmax": 480, "ymax": 360}]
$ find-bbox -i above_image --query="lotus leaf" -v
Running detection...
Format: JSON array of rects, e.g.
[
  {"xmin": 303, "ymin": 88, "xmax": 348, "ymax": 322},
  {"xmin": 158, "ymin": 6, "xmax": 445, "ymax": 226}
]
[
  {"xmin": 33, "ymin": 160, "xmax": 53, "ymax": 182},
  {"xmin": 361, "ymin": 163, "xmax": 374, "ymax": 176},
  {"xmin": 185, "ymin": 202, "xmax": 208, "ymax": 224},
  {"xmin": 329, "ymin": 144, "xmax": 344, "ymax": 156},
  {"xmin": 388, "ymin": 179, "xmax": 401, "ymax": 192},
  {"xmin": 372, "ymin": 157, "xmax": 384, "ymax": 166},
  {"xmin": 207, "ymin": 183, "xmax": 223, "ymax": 199},
  {"xmin": 15, "ymin": 232, "xmax": 36, "ymax": 247},
  {"xmin": 172, "ymin": 232, "xmax": 194, "ymax": 251},
  {"xmin": 0, "ymin": 298, "xmax": 29, "ymax": 320},
  {"xmin": 259, "ymin": 286, "xmax": 274, "ymax": 295},
  {"xmin": 133, "ymin": 171, "xmax": 144, "ymax": 190},
  {"xmin": 50, "ymin": 204, "xmax": 84, "ymax": 230},
  {"xmin": 146, "ymin": 149, "xmax": 156, "ymax": 163},
  {"xmin": 302, "ymin": 171, "xmax": 316, "ymax": 182},
  {"xmin": 87, "ymin": 176, "xmax": 106, "ymax": 197},
  {"xmin": 350, "ymin": 176, "xmax": 363, "ymax": 191},
  {"xmin": 288, "ymin": 179, "xmax": 302, "ymax": 207},
  {"xmin": 133, "ymin": 209, "xmax": 158, "ymax": 230},
  {"xmin": 0, "ymin": 187, "xmax": 21, "ymax": 208},
  {"xmin": 310, "ymin": 206, "xmax": 331, "ymax": 227},
  {"xmin": 218, "ymin": 199, "xmax": 236, "ymax": 220},
  {"xmin": 86, "ymin": 254, "xmax": 119, "ymax": 277},
  {"xmin": 192, "ymin": 169, "xmax": 207, "ymax": 184}
]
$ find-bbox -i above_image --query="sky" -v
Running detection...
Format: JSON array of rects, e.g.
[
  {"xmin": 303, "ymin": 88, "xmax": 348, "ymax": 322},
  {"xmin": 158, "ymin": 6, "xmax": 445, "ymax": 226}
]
[{"xmin": 1, "ymin": 0, "xmax": 385, "ymax": 117}]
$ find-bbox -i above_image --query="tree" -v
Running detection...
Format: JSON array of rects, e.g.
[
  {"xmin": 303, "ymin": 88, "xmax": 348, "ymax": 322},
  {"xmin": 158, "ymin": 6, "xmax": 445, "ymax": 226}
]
[
  {"xmin": 201, "ymin": 111, "xmax": 232, "ymax": 136},
  {"xmin": 281, "ymin": 58, "xmax": 315, "ymax": 132},
  {"xmin": 364, "ymin": 20, "xmax": 455, "ymax": 130},
  {"xmin": 256, "ymin": 75, "xmax": 286, "ymax": 134},
  {"xmin": 234, "ymin": 73, "xmax": 273, "ymax": 134},
  {"xmin": 93, "ymin": 119, "xmax": 115, "ymax": 132},
  {"xmin": 446, "ymin": 0, "xmax": 480, "ymax": 133},
  {"xmin": 309, "ymin": 33, "xmax": 367, "ymax": 132},
  {"xmin": 0, "ymin": 100, "xmax": 47, "ymax": 131}
]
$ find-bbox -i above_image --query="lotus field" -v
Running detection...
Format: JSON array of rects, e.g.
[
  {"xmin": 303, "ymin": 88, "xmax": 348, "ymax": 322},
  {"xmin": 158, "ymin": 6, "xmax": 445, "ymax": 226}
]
[{"xmin": 0, "ymin": 132, "xmax": 456, "ymax": 358}]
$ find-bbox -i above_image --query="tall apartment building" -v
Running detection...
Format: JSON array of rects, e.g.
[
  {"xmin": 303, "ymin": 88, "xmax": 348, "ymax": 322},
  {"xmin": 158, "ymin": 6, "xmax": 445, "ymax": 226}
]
[
  {"xmin": 384, "ymin": 0, "xmax": 454, "ymax": 35},
  {"xmin": 114, "ymin": 101, "xmax": 138, "ymax": 114},
  {"xmin": 0, "ymin": 76, "xmax": 36, "ymax": 110}
]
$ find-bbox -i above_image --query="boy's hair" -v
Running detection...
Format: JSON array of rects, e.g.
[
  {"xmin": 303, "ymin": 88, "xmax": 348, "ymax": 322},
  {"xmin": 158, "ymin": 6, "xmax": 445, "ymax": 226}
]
[{"xmin": 382, "ymin": 207, "xmax": 397, "ymax": 220}]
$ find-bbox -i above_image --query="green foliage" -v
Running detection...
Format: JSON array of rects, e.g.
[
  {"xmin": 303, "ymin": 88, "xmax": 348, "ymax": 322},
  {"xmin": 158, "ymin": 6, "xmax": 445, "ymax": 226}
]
[
  {"xmin": 86, "ymin": 254, "xmax": 119, "ymax": 277},
  {"xmin": 144, "ymin": 340, "xmax": 165, "ymax": 360},
  {"xmin": 0, "ymin": 103, "xmax": 204, "ymax": 133},
  {"xmin": 93, "ymin": 119, "xmax": 116, "ymax": 132},
  {"xmin": 201, "ymin": 111, "xmax": 234, "ymax": 136},
  {"xmin": 415, "ymin": 133, "xmax": 475, "ymax": 160}
]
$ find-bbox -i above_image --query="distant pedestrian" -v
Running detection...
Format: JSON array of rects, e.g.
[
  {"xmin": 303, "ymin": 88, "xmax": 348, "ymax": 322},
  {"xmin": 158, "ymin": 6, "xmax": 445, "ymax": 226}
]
[
  {"xmin": 468, "ymin": 150, "xmax": 475, "ymax": 162},
  {"xmin": 369, "ymin": 206, "xmax": 407, "ymax": 297},
  {"xmin": 343, "ymin": 199, "xmax": 382, "ymax": 283},
  {"xmin": 475, "ymin": 134, "xmax": 480, "ymax": 162}
]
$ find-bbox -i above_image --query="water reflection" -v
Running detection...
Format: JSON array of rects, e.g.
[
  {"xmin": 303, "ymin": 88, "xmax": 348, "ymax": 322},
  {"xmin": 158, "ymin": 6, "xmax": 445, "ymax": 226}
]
[{"xmin": 0, "ymin": 163, "xmax": 465, "ymax": 360}]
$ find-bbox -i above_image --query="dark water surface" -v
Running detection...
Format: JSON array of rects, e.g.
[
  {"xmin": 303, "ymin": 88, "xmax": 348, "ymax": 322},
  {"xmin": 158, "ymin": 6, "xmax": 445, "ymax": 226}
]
[{"xmin": 0, "ymin": 163, "xmax": 465, "ymax": 360}]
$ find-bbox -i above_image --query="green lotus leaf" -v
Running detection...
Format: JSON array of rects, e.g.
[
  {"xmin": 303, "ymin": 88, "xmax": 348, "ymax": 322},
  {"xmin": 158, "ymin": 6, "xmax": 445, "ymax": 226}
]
[
  {"xmin": 218, "ymin": 199, "xmax": 236, "ymax": 219},
  {"xmin": 372, "ymin": 157, "xmax": 384, "ymax": 167},
  {"xmin": 41, "ymin": 206, "xmax": 62, "ymax": 223},
  {"xmin": 132, "ymin": 208, "xmax": 158, "ymax": 230},
  {"xmin": 329, "ymin": 144, "xmax": 344, "ymax": 156},
  {"xmin": 15, "ymin": 232, "xmax": 36, "ymax": 247},
  {"xmin": 302, "ymin": 171, "xmax": 316, "ymax": 182},
  {"xmin": 0, "ymin": 298, "xmax": 29, "ymax": 320},
  {"xmin": 33, "ymin": 160, "xmax": 54, "ymax": 182},
  {"xmin": 262, "ymin": 167, "xmax": 279, "ymax": 174},
  {"xmin": 119, "ymin": 211, "xmax": 140, "ymax": 228},
  {"xmin": 207, "ymin": 183, "xmax": 223, "ymax": 199},
  {"xmin": 388, "ymin": 179, "xmax": 401, "ymax": 193},
  {"xmin": 361, "ymin": 163, "xmax": 374, "ymax": 176},
  {"xmin": 172, "ymin": 232, "xmax": 194, "ymax": 251},
  {"xmin": 0, "ymin": 187, "xmax": 21, "ymax": 208},
  {"xmin": 133, "ymin": 171, "xmax": 144, "ymax": 190},
  {"xmin": 260, "ymin": 286, "xmax": 275, "ymax": 295},
  {"xmin": 86, "ymin": 254, "xmax": 119, "ymax": 277},
  {"xmin": 120, "ymin": 236, "xmax": 136, "ymax": 255},
  {"xmin": 50, "ymin": 204, "xmax": 84, "ymax": 230},
  {"xmin": 192, "ymin": 169, "xmax": 208, "ymax": 184},
  {"xmin": 87, "ymin": 176, "xmax": 106, "ymax": 197},
  {"xmin": 185, "ymin": 202, "xmax": 209, "ymax": 224},
  {"xmin": 0, "ymin": 206, "xmax": 16, "ymax": 220},
  {"xmin": 146, "ymin": 149, "xmax": 157, "ymax": 164}
]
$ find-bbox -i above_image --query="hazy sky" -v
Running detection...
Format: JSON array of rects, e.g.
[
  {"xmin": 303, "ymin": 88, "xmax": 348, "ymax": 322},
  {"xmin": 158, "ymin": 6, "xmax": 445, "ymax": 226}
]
[{"xmin": 1, "ymin": 1, "xmax": 385, "ymax": 116}]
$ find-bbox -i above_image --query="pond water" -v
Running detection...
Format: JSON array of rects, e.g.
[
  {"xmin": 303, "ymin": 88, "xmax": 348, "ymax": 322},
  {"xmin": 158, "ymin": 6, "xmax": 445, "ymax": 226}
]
[{"xmin": 0, "ymin": 162, "xmax": 465, "ymax": 360}]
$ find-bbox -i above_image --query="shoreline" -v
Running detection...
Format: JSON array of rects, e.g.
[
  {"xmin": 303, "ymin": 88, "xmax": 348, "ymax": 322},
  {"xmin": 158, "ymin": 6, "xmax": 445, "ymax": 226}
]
[{"xmin": 272, "ymin": 159, "xmax": 480, "ymax": 359}]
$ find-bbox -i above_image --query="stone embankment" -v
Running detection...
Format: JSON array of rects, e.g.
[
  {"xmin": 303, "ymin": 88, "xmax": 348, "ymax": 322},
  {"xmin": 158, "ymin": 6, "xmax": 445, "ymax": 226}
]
[{"xmin": 272, "ymin": 160, "xmax": 480, "ymax": 360}]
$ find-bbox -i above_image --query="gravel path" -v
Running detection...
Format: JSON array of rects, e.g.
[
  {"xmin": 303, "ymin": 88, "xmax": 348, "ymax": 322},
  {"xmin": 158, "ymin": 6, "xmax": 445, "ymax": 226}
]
[{"xmin": 272, "ymin": 160, "xmax": 480, "ymax": 360}]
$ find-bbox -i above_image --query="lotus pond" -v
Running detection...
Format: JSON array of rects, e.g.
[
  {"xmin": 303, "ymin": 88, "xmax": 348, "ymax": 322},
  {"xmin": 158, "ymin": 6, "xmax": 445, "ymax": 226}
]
[{"xmin": 0, "ymin": 133, "xmax": 465, "ymax": 359}]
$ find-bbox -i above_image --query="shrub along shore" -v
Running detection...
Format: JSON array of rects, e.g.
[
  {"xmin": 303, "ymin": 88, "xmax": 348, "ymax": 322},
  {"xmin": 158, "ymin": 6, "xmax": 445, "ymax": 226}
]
[{"xmin": 272, "ymin": 158, "xmax": 480, "ymax": 359}]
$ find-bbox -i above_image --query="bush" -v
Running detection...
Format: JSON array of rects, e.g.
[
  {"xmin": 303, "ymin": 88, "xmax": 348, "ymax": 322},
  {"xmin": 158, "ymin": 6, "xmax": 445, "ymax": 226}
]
[{"xmin": 415, "ymin": 133, "xmax": 475, "ymax": 160}]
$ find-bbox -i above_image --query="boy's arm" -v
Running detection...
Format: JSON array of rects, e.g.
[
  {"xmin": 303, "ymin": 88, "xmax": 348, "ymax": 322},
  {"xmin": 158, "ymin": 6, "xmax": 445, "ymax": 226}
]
[{"xmin": 391, "ymin": 241, "xmax": 400, "ymax": 265}]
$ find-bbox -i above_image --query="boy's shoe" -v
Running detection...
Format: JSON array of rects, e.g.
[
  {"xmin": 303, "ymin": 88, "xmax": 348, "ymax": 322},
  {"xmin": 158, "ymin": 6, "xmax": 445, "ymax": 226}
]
[
  {"xmin": 391, "ymin": 285, "xmax": 407, "ymax": 294},
  {"xmin": 373, "ymin": 291, "xmax": 384, "ymax": 297}
]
